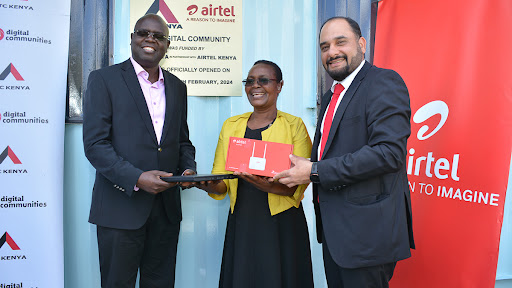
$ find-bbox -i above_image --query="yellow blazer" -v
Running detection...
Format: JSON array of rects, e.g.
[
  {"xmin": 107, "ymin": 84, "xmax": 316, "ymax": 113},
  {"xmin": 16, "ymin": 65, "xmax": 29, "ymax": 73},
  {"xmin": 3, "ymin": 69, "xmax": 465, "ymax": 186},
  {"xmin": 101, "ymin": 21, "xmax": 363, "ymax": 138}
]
[{"xmin": 210, "ymin": 110, "xmax": 312, "ymax": 215}]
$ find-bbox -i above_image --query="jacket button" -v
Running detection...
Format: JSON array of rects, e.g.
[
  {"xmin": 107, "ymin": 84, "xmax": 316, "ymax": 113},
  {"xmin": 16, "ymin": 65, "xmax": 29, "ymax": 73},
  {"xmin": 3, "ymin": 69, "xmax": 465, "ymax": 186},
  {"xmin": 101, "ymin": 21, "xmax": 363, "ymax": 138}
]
[{"xmin": 158, "ymin": 147, "xmax": 162, "ymax": 152}]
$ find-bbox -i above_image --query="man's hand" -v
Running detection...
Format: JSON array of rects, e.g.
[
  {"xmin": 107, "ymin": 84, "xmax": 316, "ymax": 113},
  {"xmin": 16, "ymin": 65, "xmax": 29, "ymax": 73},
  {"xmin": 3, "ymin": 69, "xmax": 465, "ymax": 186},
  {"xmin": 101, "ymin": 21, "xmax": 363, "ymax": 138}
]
[
  {"xmin": 273, "ymin": 154, "xmax": 313, "ymax": 188},
  {"xmin": 136, "ymin": 170, "xmax": 176, "ymax": 194}
]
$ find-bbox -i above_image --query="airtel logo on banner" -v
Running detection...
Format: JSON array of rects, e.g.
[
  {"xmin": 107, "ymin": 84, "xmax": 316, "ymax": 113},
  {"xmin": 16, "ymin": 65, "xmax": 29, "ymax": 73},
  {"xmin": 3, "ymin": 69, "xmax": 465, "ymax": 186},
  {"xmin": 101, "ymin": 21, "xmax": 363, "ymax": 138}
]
[
  {"xmin": 413, "ymin": 100, "xmax": 449, "ymax": 140},
  {"xmin": 407, "ymin": 100, "xmax": 460, "ymax": 181}
]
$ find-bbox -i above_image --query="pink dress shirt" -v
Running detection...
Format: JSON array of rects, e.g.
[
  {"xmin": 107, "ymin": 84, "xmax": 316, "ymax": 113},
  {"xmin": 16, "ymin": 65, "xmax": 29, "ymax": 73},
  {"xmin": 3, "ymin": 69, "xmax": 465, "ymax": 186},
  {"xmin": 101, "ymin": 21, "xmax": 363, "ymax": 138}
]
[
  {"xmin": 130, "ymin": 57, "xmax": 166, "ymax": 144},
  {"xmin": 130, "ymin": 57, "xmax": 167, "ymax": 191}
]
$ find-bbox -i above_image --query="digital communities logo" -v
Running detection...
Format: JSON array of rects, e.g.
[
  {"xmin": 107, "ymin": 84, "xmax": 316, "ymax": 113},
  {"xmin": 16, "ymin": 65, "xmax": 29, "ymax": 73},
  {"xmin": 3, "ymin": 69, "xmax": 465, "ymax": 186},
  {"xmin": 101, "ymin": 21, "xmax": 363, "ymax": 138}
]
[
  {"xmin": 0, "ymin": 146, "xmax": 22, "ymax": 164},
  {"xmin": 0, "ymin": 111, "xmax": 49, "ymax": 125},
  {"xmin": 0, "ymin": 28, "xmax": 51, "ymax": 44},
  {"xmin": 0, "ymin": 232, "xmax": 20, "ymax": 250},
  {"xmin": 0, "ymin": 63, "xmax": 24, "ymax": 81}
]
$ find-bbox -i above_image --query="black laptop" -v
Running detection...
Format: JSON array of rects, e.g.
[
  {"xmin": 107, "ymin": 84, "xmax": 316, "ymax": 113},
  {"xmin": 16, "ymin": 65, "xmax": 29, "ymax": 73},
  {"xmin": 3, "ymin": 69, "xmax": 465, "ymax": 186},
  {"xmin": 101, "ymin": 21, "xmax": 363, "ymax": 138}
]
[{"xmin": 160, "ymin": 174, "xmax": 236, "ymax": 182}]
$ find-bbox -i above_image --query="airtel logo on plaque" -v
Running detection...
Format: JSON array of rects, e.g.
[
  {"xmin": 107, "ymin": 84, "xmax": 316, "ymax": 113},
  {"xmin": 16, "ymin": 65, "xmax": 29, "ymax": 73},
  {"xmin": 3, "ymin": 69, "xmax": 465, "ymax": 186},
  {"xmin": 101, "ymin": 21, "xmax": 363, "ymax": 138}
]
[{"xmin": 187, "ymin": 4, "xmax": 236, "ymax": 16}]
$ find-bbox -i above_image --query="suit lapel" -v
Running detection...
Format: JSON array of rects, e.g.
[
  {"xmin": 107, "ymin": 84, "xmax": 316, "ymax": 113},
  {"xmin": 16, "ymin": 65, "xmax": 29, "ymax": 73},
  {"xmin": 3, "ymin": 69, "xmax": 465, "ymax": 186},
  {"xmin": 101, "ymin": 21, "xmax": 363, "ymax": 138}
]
[
  {"xmin": 121, "ymin": 60, "xmax": 158, "ymax": 145},
  {"xmin": 160, "ymin": 72, "xmax": 176, "ymax": 144},
  {"xmin": 321, "ymin": 61, "xmax": 372, "ymax": 159}
]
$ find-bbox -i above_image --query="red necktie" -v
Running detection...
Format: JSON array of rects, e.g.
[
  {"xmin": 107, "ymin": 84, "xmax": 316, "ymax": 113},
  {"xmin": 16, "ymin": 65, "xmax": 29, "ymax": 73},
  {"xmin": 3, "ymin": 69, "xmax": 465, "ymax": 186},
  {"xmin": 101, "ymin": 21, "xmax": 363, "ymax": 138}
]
[{"xmin": 319, "ymin": 83, "xmax": 344, "ymax": 159}]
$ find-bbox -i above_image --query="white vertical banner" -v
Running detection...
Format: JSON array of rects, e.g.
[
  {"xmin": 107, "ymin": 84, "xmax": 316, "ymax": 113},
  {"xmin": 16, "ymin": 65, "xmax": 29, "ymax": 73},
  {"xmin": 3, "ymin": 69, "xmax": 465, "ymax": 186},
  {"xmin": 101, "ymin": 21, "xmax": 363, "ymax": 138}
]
[{"xmin": 0, "ymin": 0, "xmax": 70, "ymax": 287}]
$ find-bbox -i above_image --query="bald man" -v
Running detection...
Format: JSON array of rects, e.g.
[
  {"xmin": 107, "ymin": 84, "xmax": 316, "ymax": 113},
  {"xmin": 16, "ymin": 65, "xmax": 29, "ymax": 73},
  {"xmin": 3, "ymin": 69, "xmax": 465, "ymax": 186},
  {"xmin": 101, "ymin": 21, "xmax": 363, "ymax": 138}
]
[{"xmin": 83, "ymin": 14, "xmax": 196, "ymax": 287}]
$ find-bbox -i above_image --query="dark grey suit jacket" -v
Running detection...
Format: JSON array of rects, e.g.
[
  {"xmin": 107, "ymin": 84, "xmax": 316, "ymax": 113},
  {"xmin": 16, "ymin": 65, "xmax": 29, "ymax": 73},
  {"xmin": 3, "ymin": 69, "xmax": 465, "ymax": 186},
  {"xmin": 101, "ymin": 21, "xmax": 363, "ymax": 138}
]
[
  {"xmin": 83, "ymin": 59, "xmax": 196, "ymax": 230},
  {"xmin": 312, "ymin": 61, "xmax": 414, "ymax": 269}
]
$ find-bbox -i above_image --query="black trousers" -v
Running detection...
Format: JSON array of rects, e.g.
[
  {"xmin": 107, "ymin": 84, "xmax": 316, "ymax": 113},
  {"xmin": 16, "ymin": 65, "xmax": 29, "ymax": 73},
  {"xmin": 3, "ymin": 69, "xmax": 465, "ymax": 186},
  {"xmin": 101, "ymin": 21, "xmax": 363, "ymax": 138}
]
[
  {"xmin": 322, "ymin": 233, "xmax": 396, "ymax": 288},
  {"xmin": 97, "ymin": 194, "xmax": 180, "ymax": 288}
]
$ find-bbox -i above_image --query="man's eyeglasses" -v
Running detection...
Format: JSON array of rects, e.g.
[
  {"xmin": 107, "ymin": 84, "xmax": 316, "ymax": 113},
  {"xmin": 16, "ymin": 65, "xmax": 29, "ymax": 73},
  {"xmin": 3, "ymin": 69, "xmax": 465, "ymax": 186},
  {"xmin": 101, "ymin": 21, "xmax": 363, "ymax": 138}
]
[
  {"xmin": 134, "ymin": 30, "xmax": 168, "ymax": 42},
  {"xmin": 242, "ymin": 78, "xmax": 278, "ymax": 86}
]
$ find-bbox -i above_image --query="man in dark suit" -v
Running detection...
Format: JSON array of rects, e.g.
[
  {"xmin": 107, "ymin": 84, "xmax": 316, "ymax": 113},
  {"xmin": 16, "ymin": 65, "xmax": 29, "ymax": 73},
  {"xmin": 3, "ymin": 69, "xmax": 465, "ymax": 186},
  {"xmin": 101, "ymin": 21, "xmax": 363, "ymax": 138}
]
[
  {"xmin": 275, "ymin": 17, "xmax": 414, "ymax": 287},
  {"xmin": 83, "ymin": 14, "xmax": 196, "ymax": 288}
]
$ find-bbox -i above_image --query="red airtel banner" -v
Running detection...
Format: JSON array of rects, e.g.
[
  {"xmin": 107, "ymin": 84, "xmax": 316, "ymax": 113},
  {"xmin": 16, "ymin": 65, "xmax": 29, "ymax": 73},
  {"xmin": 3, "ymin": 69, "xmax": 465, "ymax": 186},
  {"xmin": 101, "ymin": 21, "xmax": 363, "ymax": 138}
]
[{"xmin": 374, "ymin": 0, "xmax": 512, "ymax": 287}]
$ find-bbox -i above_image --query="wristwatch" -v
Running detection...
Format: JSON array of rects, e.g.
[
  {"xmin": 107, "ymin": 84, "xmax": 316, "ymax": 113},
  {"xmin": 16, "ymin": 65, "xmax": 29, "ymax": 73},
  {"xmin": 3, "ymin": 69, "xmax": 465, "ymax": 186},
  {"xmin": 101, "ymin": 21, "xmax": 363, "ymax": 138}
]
[{"xmin": 310, "ymin": 162, "xmax": 320, "ymax": 183}]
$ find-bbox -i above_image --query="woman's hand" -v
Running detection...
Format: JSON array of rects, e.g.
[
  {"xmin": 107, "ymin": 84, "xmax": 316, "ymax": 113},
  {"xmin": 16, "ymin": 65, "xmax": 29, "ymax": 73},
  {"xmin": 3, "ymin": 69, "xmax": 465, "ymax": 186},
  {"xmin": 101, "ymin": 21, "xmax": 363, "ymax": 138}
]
[
  {"xmin": 194, "ymin": 179, "xmax": 228, "ymax": 195},
  {"xmin": 236, "ymin": 172, "xmax": 296, "ymax": 196}
]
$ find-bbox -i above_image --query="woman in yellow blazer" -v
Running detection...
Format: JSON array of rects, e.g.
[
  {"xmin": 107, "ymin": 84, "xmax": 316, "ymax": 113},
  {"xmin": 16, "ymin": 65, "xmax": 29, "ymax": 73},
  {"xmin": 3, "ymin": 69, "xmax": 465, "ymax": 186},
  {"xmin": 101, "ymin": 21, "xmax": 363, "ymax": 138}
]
[{"xmin": 196, "ymin": 60, "xmax": 314, "ymax": 288}]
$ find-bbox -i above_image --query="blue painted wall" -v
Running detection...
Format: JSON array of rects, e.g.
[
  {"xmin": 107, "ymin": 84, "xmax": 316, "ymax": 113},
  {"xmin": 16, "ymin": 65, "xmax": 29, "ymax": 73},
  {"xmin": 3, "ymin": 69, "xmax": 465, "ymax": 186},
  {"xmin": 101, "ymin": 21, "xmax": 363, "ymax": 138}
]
[{"xmin": 63, "ymin": 0, "xmax": 512, "ymax": 287}]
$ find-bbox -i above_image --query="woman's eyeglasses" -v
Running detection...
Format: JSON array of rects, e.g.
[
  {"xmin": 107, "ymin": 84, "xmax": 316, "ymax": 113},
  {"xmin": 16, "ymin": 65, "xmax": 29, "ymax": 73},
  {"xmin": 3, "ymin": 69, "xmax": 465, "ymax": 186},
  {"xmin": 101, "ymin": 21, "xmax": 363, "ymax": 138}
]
[
  {"xmin": 242, "ymin": 78, "xmax": 278, "ymax": 86},
  {"xmin": 134, "ymin": 30, "xmax": 168, "ymax": 42}
]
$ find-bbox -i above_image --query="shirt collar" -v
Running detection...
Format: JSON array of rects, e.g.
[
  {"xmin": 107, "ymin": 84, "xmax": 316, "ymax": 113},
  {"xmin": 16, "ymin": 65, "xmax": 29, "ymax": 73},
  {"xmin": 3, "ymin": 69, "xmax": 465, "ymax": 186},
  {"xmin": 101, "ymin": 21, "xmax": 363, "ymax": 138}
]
[
  {"xmin": 330, "ymin": 59, "xmax": 365, "ymax": 93},
  {"xmin": 130, "ymin": 57, "xmax": 164, "ymax": 83}
]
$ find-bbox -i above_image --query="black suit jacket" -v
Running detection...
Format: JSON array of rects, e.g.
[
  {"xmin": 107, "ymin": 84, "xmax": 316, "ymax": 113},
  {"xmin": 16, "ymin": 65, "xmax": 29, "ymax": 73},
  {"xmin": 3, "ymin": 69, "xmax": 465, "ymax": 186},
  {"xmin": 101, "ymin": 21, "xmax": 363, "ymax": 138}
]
[
  {"xmin": 83, "ymin": 59, "xmax": 196, "ymax": 229},
  {"xmin": 312, "ymin": 61, "xmax": 414, "ymax": 269}
]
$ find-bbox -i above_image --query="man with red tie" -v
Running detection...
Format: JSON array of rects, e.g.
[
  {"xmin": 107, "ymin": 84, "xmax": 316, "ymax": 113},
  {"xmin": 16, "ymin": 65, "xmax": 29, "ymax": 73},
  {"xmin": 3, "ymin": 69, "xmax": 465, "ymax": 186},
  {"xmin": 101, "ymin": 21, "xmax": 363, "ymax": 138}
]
[{"xmin": 275, "ymin": 17, "xmax": 414, "ymax": 288}]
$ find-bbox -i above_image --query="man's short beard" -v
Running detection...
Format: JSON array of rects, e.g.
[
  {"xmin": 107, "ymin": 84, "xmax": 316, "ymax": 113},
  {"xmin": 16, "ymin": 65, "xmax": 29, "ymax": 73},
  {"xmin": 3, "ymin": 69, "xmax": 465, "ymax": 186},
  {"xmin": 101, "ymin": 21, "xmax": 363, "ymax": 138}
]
[
  {"xmin": 326, "ymin": 65, "xmax": 351, "ymax": 81},
  {"xmin": 325, "ymin": 48, "xmax": 364, "ymax": 82}
]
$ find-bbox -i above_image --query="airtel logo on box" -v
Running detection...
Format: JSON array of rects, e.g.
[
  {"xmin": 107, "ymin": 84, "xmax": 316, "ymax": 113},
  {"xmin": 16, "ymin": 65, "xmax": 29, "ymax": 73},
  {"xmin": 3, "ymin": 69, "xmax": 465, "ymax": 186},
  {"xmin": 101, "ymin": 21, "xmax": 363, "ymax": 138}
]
[{"xmin": 232, "ymin": 138, "xmax": 247, "ymax": 145}]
